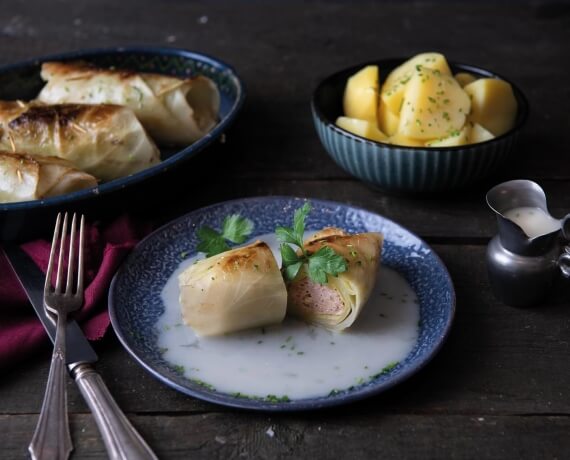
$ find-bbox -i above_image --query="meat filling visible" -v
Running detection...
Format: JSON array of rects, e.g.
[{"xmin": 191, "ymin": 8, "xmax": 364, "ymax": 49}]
[{"xmin": 289, "ymin": 276, "xmax": 344, "ymax": 314}]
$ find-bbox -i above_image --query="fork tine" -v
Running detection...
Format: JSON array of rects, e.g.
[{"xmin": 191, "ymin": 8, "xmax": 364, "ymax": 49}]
[
  {"xmin": 54, "ymin": 213, "xmax": 68, "ymax": 294},
  {"xmin": 77, "ymin": 215, "xmax": 85, "ymax": 295},
  {"xmin": 65, "ymin": 213, "xmax": 77, "ymax": 294},
  {"xmin": 44, "ymin": 213, "xmax": 62, "ymax": 294}
]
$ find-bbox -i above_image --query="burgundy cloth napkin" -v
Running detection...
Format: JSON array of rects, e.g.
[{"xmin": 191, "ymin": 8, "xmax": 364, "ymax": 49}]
[{"xmin": 0, "ymin": 215, "xmax": 152, "ymax": 368}]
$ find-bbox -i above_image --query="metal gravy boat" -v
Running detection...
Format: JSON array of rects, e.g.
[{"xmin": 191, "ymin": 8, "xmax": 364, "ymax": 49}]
[{"xmin": 486, "ymin": 179, "xmax": 570, "ymax": 307}]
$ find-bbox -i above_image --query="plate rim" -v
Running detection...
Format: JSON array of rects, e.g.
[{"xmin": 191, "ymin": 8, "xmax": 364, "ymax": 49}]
[
  {"xmin": 0, "ymin": 46, "xmax": 246, "ymax": 212},
  {"xmin": 109, "ymin": 196, "xmax": 456, "ymax": 411}
]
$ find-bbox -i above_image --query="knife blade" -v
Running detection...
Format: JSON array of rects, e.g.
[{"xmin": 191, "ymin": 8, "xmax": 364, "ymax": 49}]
[
  {"xmin": 3, "ymin": 244, "xmax": 98, "ymax": 365},
  {"xmin": 3, "ymin": 243, "xmax": 158, "ymax": 458}
]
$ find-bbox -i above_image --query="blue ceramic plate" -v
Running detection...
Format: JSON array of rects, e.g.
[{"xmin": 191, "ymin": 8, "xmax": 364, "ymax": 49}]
[
  {"xmin": 0, "ymin": 47, "xmax": 245, "ymax": 212},
  {"xmin": 109, "ymin": 197, "xmax": 455, "ymax": 411}
]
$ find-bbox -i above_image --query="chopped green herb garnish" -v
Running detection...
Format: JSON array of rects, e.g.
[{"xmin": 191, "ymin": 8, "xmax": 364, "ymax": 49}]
[
  {"xmin": 190, "ymin": 378, "xmax": 215, "ymax": 391},
  {"xmin": 266, "ymin": 394, "xmax": 290, "ymax": 403},
  {"xmin": 173, "ymin": 364, "xmax": 185, "ymax": 374}
]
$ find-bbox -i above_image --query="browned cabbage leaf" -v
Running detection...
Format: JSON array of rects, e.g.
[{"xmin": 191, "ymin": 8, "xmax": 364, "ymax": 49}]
[
  {"xmin": 38, "ymin": 61, "xmax": 220, "ymax": 145},
  {"xmin": 287, "ymin": 229, "xmax": 383, "ymax": 330},
  {"xmin": 0, "ymin": 101, "xmax": 160, "ymax": 181},
  {"xmin": 178, "ymin": 241, "xmax": 287, "ymax": 336},
  {"xmin": 0, "ymin": 151, "xmax": 97, "ymax": 203}
]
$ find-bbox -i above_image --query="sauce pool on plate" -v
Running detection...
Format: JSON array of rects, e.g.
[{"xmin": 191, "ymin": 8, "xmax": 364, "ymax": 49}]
[{"xmin": 157, "ymin": 233, "xmax": 420, "ymax": 400}]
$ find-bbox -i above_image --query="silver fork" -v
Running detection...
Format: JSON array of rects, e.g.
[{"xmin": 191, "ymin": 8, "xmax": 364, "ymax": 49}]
[{"xmin": 29, "ymin": 213, "xmax": 85, "ymax": 460}]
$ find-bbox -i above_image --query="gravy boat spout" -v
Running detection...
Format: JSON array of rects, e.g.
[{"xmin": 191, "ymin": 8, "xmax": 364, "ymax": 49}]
[{"xmin": 486, "ymin": 179, "xmax": 561, "ymax": 256}]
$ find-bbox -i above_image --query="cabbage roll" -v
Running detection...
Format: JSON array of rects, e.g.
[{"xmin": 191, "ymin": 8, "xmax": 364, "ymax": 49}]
[
  {"xmin": 0, "ymin": 101, "xmax": 160, "ymax": 181},
  {"xmin": 38, "ymin": 61, "xmax": 220, "ymax": 145},
  {"xmin": 287, "ymin": 231, "xmax": 383, "ymax": 330},
  {"xmin": 305, "ymin": 227, "xmax": 347, "ymax": 243},
  {"xmin": 0, "ymin": 151, "xmax": 97, "ymax": 203},
  {"xmin": 179, "ymin": 241, "xmax": 287, "ymax": 336}
]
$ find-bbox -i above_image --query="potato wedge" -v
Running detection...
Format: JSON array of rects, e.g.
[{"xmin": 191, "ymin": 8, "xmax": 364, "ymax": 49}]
[
  {"xmin": 336, "ymin": 116, "xmax": 387, "ymax": 142},
  {"xmin": 398, "ymin": 67, "xmax": 471, "ymax": 140},
  {"xmin": 455, "ymin": 72, "xmax": 477, "ymax": 87},
  {"xmin": 468, "ymin": 121, "xmax": 495, "ymax": 143},
  {"xmin": 343, "ymin": 65, "xmax": 379, "ymax": 121},
  {"xmin": 464, "ymin": 78, "xmax": 517, "ymax": 136},
  {"xmin": 383, "ymin": 52, "xmax": 451, "ymax": 92},
  {"xmin": 378, "ymin": 101, "xmax": 399, "ymax": 136},
  {"xmin": 425, "ymin": 126, "xmax": 469, "ymax": 147},
  {"xmin": 388, "ymin": 132, "xmax": 424, "ymax": 147}
]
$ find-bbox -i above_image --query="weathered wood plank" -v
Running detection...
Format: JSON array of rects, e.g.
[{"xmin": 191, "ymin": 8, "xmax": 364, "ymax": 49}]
[
  {"xmin": 135, "ymin": 172, "xmax": 570, "ymax": 241},
  {"xmin": 2, "ymin": 245, "xmax": 569, "ymax": 417},
  {"xmin": 1, "ymin": 413, "xmax": 569, "ymax": 460}
]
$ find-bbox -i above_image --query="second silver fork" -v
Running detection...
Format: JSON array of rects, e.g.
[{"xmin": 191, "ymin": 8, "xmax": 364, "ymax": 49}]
[{"xmin": 29, "ymin": 213, "xmax": 85, "ymax": 460}]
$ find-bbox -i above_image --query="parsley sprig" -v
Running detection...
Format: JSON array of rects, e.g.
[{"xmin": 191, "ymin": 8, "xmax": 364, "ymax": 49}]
[
  {"xmin": 197, "ymin": 214, "xmax": 254, "ymax": 257},
  {"xmin": 276, "ymin": 203, "xmax": 348, "ymax": 284}
]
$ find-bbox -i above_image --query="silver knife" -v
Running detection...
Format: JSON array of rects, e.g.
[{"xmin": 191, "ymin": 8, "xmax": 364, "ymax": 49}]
[{"xmin": 3, "ymin": 244, "xmax": 158, "ymax": 460}]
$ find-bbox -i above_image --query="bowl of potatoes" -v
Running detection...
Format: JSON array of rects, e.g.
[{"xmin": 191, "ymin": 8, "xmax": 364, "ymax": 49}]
[{"xmin": 311, "ymin": 53, "xmax": 528, "ymax": 192}]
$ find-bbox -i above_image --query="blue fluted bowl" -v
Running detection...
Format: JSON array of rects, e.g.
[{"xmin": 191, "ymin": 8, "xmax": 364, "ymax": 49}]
[{"xmin": 312, "ymin": 59, "xmax": 528, "ymax": 192}]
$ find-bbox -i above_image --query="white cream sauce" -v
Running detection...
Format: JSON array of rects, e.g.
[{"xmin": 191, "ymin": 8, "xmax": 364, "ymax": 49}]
[
  {"xmin": 503, "ymin": 206, "xmax": 560, "ymax": 238},
  {"xmin": 157, "ymin": 233, "xmax": 419, "ymax": 400}
]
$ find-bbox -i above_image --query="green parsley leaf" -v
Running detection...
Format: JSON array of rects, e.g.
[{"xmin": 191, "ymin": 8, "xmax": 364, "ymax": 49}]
[
  {"xmin": 293, "ymin": 202, "xmax": 311, "ymax": 243},
  {"xmin": 276, "ymin": 202, "xmax": 348, "ymax": 285},
  {"xmin": 280, "ymin": 244, "xmax": 302, "ymax": 281},
  {"xmin": 221, "ymin": 214, "xmax": 254, "ymax": 244},
  {"xmin": 275, "ymin": 226, "xmax": 299, "ymax": 246},
  {"xmin": 307, "ymin": 246, "xmax": 348, "ymax": 285},
  {"xmin": 283, "ymin": 261, "xmax": 303, "ymax": 282},
  {"xmin": 196, "ymin": 226, "xmax": 229, "ymax": 257},
  {"xmin": 280, "ymin": 243, "xmax": 300, "ymax": 265},
  {"xmin": 196, "ymin": 214, "xmax": 253, "ymax": 257}
]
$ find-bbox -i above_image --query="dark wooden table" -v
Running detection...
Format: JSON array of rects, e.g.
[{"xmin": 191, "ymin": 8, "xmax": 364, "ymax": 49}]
[{"xmin": 2, "ymin": 1, "xmax": 570, "ymax": 458}]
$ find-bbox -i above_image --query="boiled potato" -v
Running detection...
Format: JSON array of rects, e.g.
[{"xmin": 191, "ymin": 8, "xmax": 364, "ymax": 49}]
[
  {"xmin": 343, "ymin": 65, "xmax": 379, "ymax": 121},
  {"xmin": 426, "ymin": 121, "xmax": 494, "ymax": 146},
  {"xmin": 335, "ymin": 116, "xmax": 388, "ymax": 142},
  {"xmin": 388, "ymin": 132, "xmax": 424, "ymax": 147},
  {"xmin": 398, "ymin": 67, "xmax": 471, "ymax": 140},
  {"xmin": 454, "ymin": 72, "xmax": 477, "ymax": 87},
  {"xmin": 464, "ymin": 78, "xmax": 517, "ymax": 136},
  {"xmin": 378, "ymin": 101, "xmax": 399, "ymax": 136},
  {"xmin": 339, "ymin": 53, "xmax": 517, "ymax": 148},
  {"xmin": 468, "ymin": 121, "xmax": 495, "ymax": 143},
  {"xmin": 383, "ymin": 52, "xmax": 452, "ymax": 92},
  {"xmin": 381, "ymin": 52, "xmax": 451, "ymax": 116},
  {"xmin": 425, "ymin": 126, "xmax": 469, "ymax": 147},
  {"xmin": 380, "ymin": 78, "xmax": 408, "ymax": 116}
]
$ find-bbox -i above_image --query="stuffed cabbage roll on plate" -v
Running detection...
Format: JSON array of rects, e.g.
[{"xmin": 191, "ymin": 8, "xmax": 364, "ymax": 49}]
[
  {"xmin": 38, "ymin": 61, "xmax": 220, "ymax": 145},
  {"xmin": 179, "ymin": 241, "xmax": 288, "ymax": 336},
  {"xmin": 0, "ymin": 101, "xmax": 160, "ymax": 181},
  {"xmin": 0, "ymin": 151, "xmax": 97, "ymax": 203},
  {"xmin": 287, "ymin": 229, "xmax": 383, "ymax": 330}
]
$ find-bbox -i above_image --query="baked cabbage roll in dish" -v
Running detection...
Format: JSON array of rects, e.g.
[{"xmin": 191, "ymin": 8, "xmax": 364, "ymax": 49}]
[
  {"xmin": 0, "ymin": 101, "xmax": 160, "ymax": 181},
  {"xmin": 287, "ymin": 230, "xmax": 383, "ymax": 330},
  {"xmin": 0, "ymin": 151, "xmax": 97, "ymax": 203},
  {"xmin": 178, "ymin": 241, "xmax": 288, "ymax": 336},
  {"xmin": 38, "ymin": 61, "xmax": 220, "ymax": 145}
]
